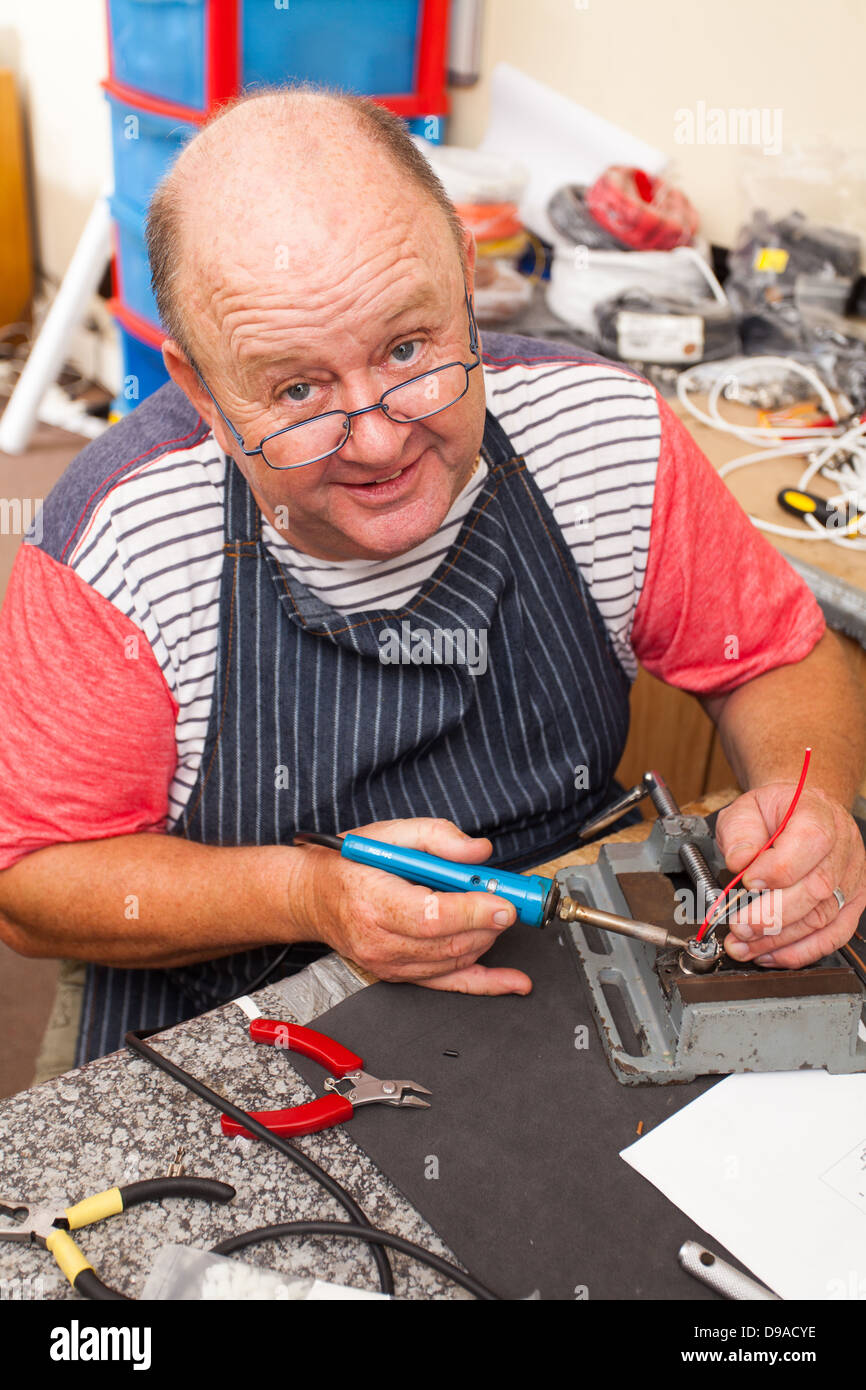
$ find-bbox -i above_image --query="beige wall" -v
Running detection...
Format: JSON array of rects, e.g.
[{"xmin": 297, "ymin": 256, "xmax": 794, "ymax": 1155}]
[
  {"xmin": 1, "ymin": 0, "xmax": 864, "ymax": 289},
  {"xmin": 0, "ymin": 0, "xmax": 114, "ymax": 384},
  {"xmin": 0, "ymin": 0, "xmax": 110, "ymax": 284},
  {"xmin": 448, "ymin": 0, "xmax": 866, "ymax": 246}
]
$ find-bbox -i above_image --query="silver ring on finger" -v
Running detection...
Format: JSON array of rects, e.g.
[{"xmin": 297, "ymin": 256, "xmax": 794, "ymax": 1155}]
[{"xmin": 833, "ymin": 886, "xmax": 845, "ymax": 910}]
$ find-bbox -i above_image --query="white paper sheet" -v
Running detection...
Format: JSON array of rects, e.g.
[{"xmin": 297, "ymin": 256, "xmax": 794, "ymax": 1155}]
[
  {"xmin": 620, "ymin": 1071, "xmax": 866, "ymax": 1300},
  {"xmin": 478, "ymin": 63, "xmax": 668, "ymax": 245}
]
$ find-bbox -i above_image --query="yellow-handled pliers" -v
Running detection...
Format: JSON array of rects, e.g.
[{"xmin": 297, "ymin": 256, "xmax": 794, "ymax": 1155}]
[{"xmin": 0, "ymin": 1176, "xmax": 236, "ymax": 1299}]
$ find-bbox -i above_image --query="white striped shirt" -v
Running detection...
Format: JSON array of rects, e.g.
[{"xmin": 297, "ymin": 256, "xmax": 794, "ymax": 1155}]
[{"xmin": 66, "ymin": 357, "xmax": 660, "ymax": 825}]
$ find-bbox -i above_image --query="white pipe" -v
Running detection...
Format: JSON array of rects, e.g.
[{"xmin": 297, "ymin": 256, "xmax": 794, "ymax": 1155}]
[
  {"xmin": 670, "ymin": 246, "xmax": 729, "ymax": 305},
  {"xmin": 0, "ymin": 194, "xmax": 112, "ymax": 456}
]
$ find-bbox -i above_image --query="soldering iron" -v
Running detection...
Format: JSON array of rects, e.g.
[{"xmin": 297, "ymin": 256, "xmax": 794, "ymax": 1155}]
[{"xmin": 293, "ymin": 829, "xmax": 685, "ymax": 953}]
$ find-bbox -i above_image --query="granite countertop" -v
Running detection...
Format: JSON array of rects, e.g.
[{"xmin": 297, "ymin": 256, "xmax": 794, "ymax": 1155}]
[{"xmin": 0, "ymin": 955, "xmax": 469, "ymax": 1301}]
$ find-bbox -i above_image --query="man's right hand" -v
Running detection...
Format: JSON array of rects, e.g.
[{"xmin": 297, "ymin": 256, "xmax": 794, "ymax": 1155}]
[{"xmin": 287, "ymin": 817, "xmax": 533, "ymax": 996}]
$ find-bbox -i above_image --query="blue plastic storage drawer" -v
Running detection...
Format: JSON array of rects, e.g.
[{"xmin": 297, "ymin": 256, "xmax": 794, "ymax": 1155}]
[
  {"xmin": 115, "ymin": 323, "xmax": 170, "ymax": 413},
  {"xmin": 242, "ymin": 0, "xmax": 421, "ymax": 94},
  {"xmin": 108, "ymin": 0, "xmax": 207, "ymax": 109},
  {"xmin": 108, "ymin": 93, "xmax": 197, "ymax": 218},
  {"xmin": 111, "ymin": 195, "xmax": 161, "ymax": 329}
]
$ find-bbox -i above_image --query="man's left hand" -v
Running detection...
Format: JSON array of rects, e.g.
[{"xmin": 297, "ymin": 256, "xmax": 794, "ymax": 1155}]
[{"xmin": 713, "ymin": 785, "xmax": 866, "ymax": 967}]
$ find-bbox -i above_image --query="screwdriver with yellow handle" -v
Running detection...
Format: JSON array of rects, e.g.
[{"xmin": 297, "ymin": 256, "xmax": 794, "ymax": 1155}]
[{"xmin": 777, "ymin": 488, "xmax": 864, "ymax": 537}]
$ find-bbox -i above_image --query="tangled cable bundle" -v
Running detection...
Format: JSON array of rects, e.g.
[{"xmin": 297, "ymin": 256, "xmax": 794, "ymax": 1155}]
[
  {"xmin": 456, "ymin": 201, "xmax": 525, "ymax": 247},
  {"xmin": 547, "ymin": 184, "xmax": 627, "ymax": 249},
  {"xmin": 677, "ymin": 356, "xmax": 866, "ymax": 551},
  {"xmin": 585, "ymin": 166, "xmax": 700, "ymax": 251}
]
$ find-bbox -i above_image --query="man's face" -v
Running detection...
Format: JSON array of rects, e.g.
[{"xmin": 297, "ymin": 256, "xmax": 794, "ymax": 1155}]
[{"xmin": 174, "ymin": 184, "xmax": 485, "ymax": 562}]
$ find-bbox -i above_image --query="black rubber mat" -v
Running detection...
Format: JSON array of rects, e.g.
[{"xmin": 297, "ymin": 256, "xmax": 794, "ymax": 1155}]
[{"xmin": 289, "ymin": 920, "xmax": 726, "ymax": 1300}]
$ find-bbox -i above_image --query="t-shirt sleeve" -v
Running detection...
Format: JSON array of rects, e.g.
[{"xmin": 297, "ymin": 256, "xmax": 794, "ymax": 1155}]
[
  {"xmin": 630, "ymin": 391, "xmax": 826, "ymax": 693},
  {"xmin": 0, "ymin": 545, "xmax": 179, "ymax": 871}
]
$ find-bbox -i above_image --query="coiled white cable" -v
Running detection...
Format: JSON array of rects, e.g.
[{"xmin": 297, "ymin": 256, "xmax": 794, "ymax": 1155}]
[
  {"xmin": 679, "ymin": 357, "xmax": 866, "ymax": 549},
  {"xmin": 677, "ymin": 356, "xmax": 840, "ymax": 441}
]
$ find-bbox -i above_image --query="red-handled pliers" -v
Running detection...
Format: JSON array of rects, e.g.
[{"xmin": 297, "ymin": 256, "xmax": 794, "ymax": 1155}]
[{"xmin": 221, "ymin": 1020, "xmax": 432, "ymax": 1140}]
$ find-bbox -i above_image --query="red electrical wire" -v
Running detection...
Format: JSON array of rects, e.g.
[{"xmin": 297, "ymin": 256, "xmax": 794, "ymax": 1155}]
[{"xmin": 696, "ymin": 747, "xmax": 812, "ymax": 942}]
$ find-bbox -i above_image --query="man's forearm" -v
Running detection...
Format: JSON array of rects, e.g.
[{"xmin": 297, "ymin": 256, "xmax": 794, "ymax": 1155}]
[
  {"xmin": 701, "ymin": 630, "xmax": 866, "ymax": 806},
  {"xmin": 0, "ymin": 834, "xmax": 308, "ymax": 966}
]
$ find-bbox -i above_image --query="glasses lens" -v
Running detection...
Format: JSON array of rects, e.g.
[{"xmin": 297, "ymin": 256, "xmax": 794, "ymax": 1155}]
[
  {"xmin": 383, "ymin": 364, "xmax": 468, "ymax": 423},
  {"xmin": 260, "ymin": 413, "xmax": 349, "ymax": 469}
]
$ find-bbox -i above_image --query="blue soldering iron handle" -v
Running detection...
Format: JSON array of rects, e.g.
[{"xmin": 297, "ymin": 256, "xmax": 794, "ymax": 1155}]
[{"xmin": 339, "ymin": 833, "xmax": 554, "ymax": 929}]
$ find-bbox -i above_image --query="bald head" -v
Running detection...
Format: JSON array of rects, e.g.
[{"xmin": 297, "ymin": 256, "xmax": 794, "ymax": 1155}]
[{"xmin": 146, "ymin": 86, "xmax": 466, "ymax": 370}]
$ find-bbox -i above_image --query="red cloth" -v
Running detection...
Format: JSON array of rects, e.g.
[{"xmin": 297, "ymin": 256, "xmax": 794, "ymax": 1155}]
[
  {"xmin": 632, "ymin": 393, "xmax": 825, "ymax": 690},
  {"xmin": 0, "ymin": 547, "xmax": 178, "ymax": 870}
]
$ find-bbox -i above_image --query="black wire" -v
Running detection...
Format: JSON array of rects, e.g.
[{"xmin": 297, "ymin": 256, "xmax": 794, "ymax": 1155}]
[
  {"xmin": 236, "ymin": 945, "xmax": 291, "ymax": 998},
  {"xmin": 292, "ymin": 831, "xmax": 344, "ymax": 851},
  {"xmin": 123, "ymin": 833, "xmax": 508, "ymax": 1300},
  {"xmin": 841, "ymin": 941, "xmax": 866, "ymax": 988},
  {"xmin": 220, "ymin": 831, "xmax": 342, "ymax": 1004},
  {"xmin": 125, "ymin": 1029, "xmax": 500, "ymax": 1300},
  {"xmin": 210, "ymin": 1221, "xmax": 500, "ymax": 1300},
  {"xmin": 124, "ymin": 1029, "xmax": 394, "ymax": 1296},
  {"xmin": 74, "ymin": 1268, "xmax": 129, "ymax": 1302}
]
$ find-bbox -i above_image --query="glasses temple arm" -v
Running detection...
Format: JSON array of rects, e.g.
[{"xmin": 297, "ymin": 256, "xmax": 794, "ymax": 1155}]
[
  {"xmin": 464, "ymin": 286, "xmax": 481, "ymax": 361},
  {"xmin": 195, "ymin": 372, "xmax": 250, "ymax": 451}
]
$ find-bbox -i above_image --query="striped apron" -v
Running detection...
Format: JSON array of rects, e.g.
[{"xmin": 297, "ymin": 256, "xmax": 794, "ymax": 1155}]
[{"xmin": 75, "ymin": 409, "xmax": 633, "ymax": 1063}]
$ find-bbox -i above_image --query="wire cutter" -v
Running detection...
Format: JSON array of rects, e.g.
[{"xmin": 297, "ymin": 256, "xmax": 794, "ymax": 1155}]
[
  {"xmin": 0, "ymin": 1175, "xmax": 235, "ymax": 1300},
  {"xmin": 221, "ymin": 1019, "xmax": 431, "ymax": 1140}
]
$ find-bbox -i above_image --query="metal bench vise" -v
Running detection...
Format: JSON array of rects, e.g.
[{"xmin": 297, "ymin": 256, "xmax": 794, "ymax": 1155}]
[{"xmin": 557, "ymin": 772, "xmax": 866, "ymax": 1085}]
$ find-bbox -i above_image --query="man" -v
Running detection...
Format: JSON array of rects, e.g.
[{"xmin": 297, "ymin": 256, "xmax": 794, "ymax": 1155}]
[{"xmin": 1, "ymin": 87, "xmax": 864, "ymax": 1066}]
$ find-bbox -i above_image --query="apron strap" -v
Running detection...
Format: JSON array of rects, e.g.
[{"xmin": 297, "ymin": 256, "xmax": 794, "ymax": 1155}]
[
  {"xmin": 224, "ymin": 451, "xmax": 262, "ymax": 545},
  {"xmin": 481, "ymin": 407, "xmax": 523, "ymax": 471}
]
